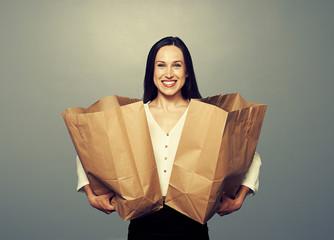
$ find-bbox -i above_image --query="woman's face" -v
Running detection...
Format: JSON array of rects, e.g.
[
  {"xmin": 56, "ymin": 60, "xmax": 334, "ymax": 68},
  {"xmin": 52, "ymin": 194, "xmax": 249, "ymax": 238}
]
[{"xmin": 153, "ymin": 45, "xmax": 187, "ymax": 98}]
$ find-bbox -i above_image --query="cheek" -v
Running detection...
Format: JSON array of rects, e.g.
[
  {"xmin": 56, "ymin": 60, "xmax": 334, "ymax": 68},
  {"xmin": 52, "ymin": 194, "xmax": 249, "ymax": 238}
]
[
  {"xmin": 154, "ymin": 69, "xmax": 163, "ymax": 79},
  {"xmin": 153, "ymin": 71, "xmax": 161, "ymax": 87},
  {"xmin": 181, "ymin": 70, "xmax": 187, "ymax": 87},
  {"xmin": 178, "ymin": 69, "xmax": 187, "ymax": 79}
]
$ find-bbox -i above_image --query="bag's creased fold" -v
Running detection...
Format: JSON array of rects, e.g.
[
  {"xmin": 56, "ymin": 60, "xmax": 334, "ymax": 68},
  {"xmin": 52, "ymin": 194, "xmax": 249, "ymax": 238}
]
[
  {"xmin": 165, "ymin": 94, "xmax": 266, "ymax": 223},
  {"xmin": 62, "ymin": 96, "xmax": 164, "ymax": 220},
  {"xmin": 62, "ymin": 93, "xmax": 266, "ymax": 224}
]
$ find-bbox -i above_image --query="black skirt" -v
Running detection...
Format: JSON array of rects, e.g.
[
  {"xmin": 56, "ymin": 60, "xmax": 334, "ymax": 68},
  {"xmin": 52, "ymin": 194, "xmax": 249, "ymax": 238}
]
[{"xmin": 128, "ymin": 204, "xmax": 210, "ymax": 240}]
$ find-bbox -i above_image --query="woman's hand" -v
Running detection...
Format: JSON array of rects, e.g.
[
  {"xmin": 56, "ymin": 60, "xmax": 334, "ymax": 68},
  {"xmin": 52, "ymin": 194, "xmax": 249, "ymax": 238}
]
[
  {"xmin": 83, "ymin": 184, "xmax": 116, "ymax": 215},
  {"xmin": 217, "ymin": 185, "xmax": 250, "ymax": 216}
]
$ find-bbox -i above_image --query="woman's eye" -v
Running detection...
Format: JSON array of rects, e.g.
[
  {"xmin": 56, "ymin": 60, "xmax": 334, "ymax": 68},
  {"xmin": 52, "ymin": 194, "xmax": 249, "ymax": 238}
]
[
  {"xmin": 174, "ymin": 64, "xmax": 181, "ymax": 67},
  {"xmin": 157, "ymin": 64, "xmax": 165, "ymax": 67}
]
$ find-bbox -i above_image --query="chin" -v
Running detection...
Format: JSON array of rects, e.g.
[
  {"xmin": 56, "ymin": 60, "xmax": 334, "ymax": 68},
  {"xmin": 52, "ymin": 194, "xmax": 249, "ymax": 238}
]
[{"xmin": 159, "ymin": 89, "xmax": 183, "ymax": 97}]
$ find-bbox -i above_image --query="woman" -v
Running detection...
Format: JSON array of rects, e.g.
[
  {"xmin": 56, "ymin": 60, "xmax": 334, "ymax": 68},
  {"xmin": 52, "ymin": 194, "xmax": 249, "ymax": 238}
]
[{"xmin": 76, "ymin": 36, "xmax": 261, "ymax": 239}]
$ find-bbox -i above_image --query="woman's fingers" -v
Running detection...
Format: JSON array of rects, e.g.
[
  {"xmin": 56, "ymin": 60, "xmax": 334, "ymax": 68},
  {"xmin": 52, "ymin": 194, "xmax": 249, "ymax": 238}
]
[
  {"xmin": 102, "ymin": 192, "xmax": 116, "ymax": 212},
  {"xmin": 107, "ymin": 191, "xmax": 115, "ymax": 198},
  {"xmin": 103, "ymin": 201, "xmax": 115, "ymax": 211},
  {"xmin": 217, "ymin": 195, "xmax": 242, "ymax": 216},
  {"xmin": 88, "ymin": 191, "xmax": 116, "ymax": 214}
]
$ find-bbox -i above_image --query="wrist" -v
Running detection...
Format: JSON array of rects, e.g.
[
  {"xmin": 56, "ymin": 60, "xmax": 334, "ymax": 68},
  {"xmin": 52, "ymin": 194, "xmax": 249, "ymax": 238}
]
[
  {"xmin": 83, "ymin": 184, "xmax": 96, "ymax": 199},
  {"xmin": 236, "ymin": 185, "xmax": 250, "ymax": 201}
]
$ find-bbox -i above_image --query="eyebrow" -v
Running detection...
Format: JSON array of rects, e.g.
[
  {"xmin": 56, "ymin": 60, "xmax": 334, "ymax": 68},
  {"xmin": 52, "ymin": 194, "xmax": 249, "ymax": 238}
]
[{"xmin": 155, "ymin": 60, "xmax": 183, "ymax": 63}]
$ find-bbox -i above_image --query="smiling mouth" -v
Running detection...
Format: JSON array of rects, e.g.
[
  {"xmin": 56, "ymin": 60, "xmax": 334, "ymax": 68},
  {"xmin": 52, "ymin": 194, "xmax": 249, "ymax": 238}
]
[{"xmin": 162, "ymin": 80, "xmax": 177, "ymax": 87}]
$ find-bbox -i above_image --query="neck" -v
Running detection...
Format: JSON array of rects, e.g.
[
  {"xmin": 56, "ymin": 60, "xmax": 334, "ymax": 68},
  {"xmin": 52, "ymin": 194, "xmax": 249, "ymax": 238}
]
[{"xmin": 150, "ymin": 92, "xmax": 189, "ymax": 110}]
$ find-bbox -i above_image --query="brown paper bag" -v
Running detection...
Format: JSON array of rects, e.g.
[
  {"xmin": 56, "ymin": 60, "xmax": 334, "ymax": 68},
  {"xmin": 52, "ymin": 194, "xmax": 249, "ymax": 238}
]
[
  {"xmin": 62, "ymin": 96, "xmax": 164, "ymax": 220},
  {"xmin": 165, "ymin": 93, "xmax": 267, "ymax": 223},
  {"xmin": 62, "ymin": 93, "xmax": 266, "ymax": 223}
]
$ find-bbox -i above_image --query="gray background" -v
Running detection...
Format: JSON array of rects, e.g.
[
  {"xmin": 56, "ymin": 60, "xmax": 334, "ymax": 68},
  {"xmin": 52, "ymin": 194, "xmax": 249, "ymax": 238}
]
[{"xmin": 1, "ymin": 0, "xmax": 333, "ymax": 239}]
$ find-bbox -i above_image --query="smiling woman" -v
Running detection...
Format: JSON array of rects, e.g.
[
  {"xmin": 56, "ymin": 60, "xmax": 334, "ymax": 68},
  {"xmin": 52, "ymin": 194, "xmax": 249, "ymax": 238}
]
[
  {"xmin": 143, "ymin": 37, "xmax": 201, "ymax": 103},
  {"xmin": 153, "ymin": 45, "xmax": 187, "ymax": 96},
  {"xmin": 75, "ymin": 36, "xmax": 262, "ymax": 240}
]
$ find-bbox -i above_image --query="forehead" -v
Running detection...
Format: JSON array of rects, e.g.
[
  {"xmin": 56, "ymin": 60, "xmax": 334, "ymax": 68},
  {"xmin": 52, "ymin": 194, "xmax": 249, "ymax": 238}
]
[{"xmin": 155, "ymin": 45, "xmax": 184, "ymax": 61}]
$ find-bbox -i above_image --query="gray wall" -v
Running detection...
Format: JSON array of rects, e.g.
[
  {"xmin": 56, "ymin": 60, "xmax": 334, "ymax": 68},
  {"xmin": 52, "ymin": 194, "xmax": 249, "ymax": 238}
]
[{"xmin": 1, "ymin": 0, "xmax": 333, "ymax": 239}]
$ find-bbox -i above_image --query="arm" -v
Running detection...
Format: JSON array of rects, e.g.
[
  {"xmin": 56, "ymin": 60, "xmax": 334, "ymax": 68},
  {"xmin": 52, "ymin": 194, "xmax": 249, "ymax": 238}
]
[
  {"xmin": 76, "ymin": 156, "xmax": 115, "ymax": 214},
  {"xmin": 76, "ymin": 155, "xmax": 89, "ymax": 192},
  {"xmin": 240, "ymin": 152, "xmax": 261, "ymax": 195},
  {"xmin": 217, "ymin": 152, "xmax": 262, "ymax": 216}
]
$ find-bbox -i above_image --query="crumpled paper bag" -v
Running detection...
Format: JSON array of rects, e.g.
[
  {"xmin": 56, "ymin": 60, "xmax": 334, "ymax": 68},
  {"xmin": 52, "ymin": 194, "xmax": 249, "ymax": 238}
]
[{"xmin": 62, "ymin": 93, "xmax": 266, "ymax": 223}]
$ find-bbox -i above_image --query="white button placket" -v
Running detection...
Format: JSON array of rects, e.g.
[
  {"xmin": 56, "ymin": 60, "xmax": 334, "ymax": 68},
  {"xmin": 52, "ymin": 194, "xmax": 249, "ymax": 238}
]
[{"xmin": 163, "ymin": 132, "xmax": 169, "ymax": 174}]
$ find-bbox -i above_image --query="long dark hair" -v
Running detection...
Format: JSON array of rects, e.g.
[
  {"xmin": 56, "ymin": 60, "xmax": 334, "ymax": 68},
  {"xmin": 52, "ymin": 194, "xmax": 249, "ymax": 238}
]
[{"xmin": 143, "ymin": 36, "xmax": 202, "ymax": 103}]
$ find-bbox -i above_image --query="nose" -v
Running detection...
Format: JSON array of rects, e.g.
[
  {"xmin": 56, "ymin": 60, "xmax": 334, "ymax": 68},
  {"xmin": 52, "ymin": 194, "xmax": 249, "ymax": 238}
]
[{"xmin": 165, "ymin": 67, "xmax": 174, "ymax": 78}]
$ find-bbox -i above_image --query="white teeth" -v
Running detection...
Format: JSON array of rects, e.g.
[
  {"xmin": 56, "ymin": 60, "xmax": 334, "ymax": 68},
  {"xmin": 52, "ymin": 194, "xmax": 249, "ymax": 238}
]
[{"xmin": 162, "ymin": 81, "xmax": 176, "ymax": 85}]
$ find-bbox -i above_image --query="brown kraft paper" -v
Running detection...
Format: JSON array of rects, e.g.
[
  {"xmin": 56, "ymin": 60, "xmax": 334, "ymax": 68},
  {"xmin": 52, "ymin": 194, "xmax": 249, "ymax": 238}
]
[{"xmin": 62, "ymin": 93, "xmax": 267, "ymax": 224}]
